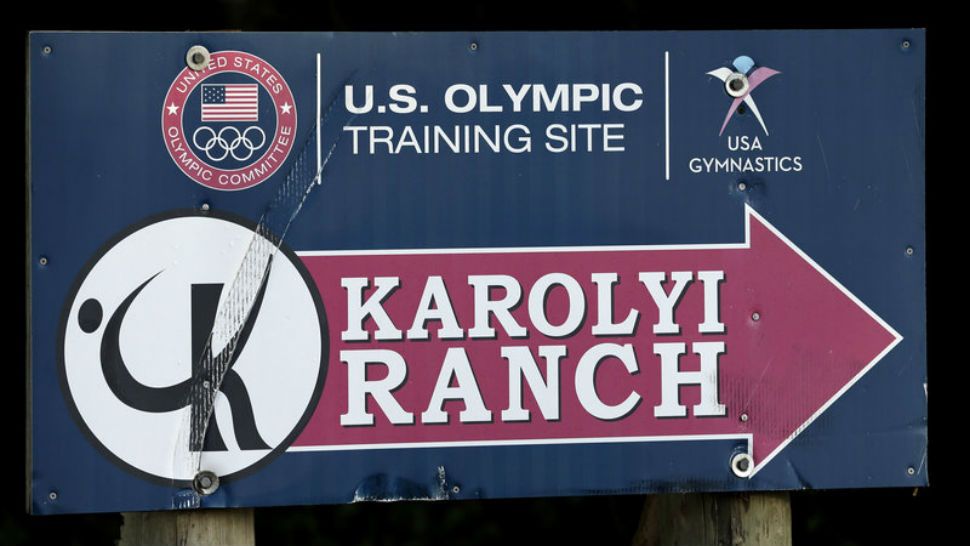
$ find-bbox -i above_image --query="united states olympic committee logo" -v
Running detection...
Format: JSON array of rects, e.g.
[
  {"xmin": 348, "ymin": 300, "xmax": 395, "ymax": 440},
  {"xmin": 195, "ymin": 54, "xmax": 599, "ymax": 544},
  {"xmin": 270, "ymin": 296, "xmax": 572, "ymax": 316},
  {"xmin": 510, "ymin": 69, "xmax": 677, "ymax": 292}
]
[{"xmin": 162, "ymin": 51, "xmax": 297, "ymax": 191}]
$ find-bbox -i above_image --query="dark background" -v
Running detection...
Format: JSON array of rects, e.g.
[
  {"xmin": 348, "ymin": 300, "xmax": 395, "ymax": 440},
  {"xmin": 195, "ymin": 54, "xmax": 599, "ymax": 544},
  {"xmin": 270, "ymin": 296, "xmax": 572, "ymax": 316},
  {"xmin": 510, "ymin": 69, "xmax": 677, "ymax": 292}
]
[{"xmin": 10, "ymin": 1, "xmax": 947, "ymax": 544}]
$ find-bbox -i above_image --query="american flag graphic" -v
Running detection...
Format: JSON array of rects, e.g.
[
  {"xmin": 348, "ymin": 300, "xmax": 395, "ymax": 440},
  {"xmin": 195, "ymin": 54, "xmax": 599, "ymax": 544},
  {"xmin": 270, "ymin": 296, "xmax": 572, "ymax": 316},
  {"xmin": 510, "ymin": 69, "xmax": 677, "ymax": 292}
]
[{"xmin": 201, "ymin": 84, "xmax": 259, "ymax": 122}]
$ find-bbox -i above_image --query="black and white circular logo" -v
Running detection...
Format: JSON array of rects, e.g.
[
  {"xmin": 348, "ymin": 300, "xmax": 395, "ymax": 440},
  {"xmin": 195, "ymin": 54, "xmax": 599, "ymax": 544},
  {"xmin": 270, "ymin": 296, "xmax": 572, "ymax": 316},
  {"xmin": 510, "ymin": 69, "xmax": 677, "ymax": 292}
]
[{"xmin": 59, "ymin": 212, "xmax": 327, "ymax": 484}]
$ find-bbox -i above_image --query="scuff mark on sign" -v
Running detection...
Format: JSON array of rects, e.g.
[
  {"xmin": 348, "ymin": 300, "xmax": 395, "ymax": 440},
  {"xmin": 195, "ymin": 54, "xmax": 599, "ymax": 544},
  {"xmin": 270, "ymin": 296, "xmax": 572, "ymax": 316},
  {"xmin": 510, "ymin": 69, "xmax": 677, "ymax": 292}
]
[
  {"xmin": 816, "ymin": 133, "xmax": 831, "ymax": 185},
  {"xmin": 169, "ymin": 68, "xmax": 361, "ymax": 499},
  {"xmin": 352, "ymin": 466, "xmax": 453, "ymax": 503},
  {"xmin": 782, "ymin": 458, "xmax": 814, "ymax": 490}
]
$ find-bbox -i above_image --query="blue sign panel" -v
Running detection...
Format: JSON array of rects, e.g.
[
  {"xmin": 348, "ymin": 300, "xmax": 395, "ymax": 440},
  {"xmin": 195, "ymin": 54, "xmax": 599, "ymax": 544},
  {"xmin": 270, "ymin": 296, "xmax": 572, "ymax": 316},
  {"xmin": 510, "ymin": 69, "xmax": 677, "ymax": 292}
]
[{"xmin": 28, "ymin": 30, "xmax": 926, "ymax": 515}]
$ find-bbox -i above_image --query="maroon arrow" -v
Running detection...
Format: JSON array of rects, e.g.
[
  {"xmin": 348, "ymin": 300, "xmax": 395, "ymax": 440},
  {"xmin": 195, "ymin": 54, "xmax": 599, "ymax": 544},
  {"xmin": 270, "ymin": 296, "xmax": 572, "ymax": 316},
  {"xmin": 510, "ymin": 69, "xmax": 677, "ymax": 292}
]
[{"xmin": 291, "ymin": 205, "xmax": 902, "ymax": 477}]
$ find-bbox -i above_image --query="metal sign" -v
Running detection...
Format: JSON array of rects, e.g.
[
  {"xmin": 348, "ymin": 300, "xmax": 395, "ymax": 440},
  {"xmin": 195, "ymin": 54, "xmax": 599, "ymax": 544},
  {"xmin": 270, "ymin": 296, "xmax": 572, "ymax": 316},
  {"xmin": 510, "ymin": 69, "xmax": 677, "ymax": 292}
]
[{"xmin": 27, "ymin": 30, "xmax": 926, "ymax": 514}]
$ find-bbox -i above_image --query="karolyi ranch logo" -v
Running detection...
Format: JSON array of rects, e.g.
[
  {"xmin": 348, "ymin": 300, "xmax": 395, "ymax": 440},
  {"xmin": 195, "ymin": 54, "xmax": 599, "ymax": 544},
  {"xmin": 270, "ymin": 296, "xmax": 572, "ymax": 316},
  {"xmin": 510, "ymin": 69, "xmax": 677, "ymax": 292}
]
[{"xmin": 162, "ymin": 51, "xmax": 297, "ymax": 191}]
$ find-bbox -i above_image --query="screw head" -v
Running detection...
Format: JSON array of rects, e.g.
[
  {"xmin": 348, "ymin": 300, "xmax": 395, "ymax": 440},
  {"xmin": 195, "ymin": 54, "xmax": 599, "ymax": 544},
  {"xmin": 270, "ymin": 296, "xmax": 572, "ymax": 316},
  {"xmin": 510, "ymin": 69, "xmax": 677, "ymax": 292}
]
[
  {"xmin": 751, "ymin": 311, "xmax": 761, "ymax": 322},
  {"xmin": 42, "ymin": 45, "xmax": 52, "ymax": 55},
  {"xmin": 725, "ymin": 72, "xmax": 750, "ymax": 98},
  {"xmin": 737, "ymin": 181, "xmax": 747, "ymax": 192},
  {"xmin": 185, "ymin": 45, "xmax": 211, "ymax": 71},
  {"xmin": 907, "ymin": 466, "xmax": 916, "ymax": 476},
  {"xmin": 201, "ymin": 202, "xmax": 211, "ymax": 212},
  {"xmin": 48, "ymin": 491, "xmax": 58, "ymax": 501},
  {"xmin": 451, "ymin": 485, "xmax": 461, "ymax": 494},
  {"xmin": 905, "ymin": 246, "xmax": 914, "ymax": 256},
  {"xmin": 193, "ymin": 470, "xmax": 220, "ymax": 495},
  {"xmin": 39, "ymin": 256, "xmax": 49, "ymax": 266},
  {"xmin": 730, "ymin": 452, "xmax": 754, "ymax": 478},
  {"xmin": 469, "ymin": 41, "xmax": 479, "ymax": 52},
  {"xmin": 901, "ymin": 39, "xmax": 911, "ymax": 50},
  {"xmin": 740, "ymin": 413, "xmax": 749, "ymax": 423}
]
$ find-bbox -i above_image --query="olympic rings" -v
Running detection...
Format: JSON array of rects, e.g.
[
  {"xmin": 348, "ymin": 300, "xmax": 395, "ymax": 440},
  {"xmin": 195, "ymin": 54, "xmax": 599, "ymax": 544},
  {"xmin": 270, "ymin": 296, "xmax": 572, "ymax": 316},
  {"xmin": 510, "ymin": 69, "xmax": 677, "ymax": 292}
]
[{"xmin": 192, "ymin": 125, "xmax": 267, "ymax": 162}]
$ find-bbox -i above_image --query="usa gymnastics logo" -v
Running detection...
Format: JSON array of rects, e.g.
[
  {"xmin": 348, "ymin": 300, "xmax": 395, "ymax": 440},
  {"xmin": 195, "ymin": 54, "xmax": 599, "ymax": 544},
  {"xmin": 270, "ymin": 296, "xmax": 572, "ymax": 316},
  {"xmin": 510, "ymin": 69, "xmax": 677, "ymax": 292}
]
[
  {"xmin": 706, "ymin": 55, "xmax": 780, "ymax": 136},
  {"xmin": 162, "ymin": 51, "xmax": 297, "ymax": 191}
]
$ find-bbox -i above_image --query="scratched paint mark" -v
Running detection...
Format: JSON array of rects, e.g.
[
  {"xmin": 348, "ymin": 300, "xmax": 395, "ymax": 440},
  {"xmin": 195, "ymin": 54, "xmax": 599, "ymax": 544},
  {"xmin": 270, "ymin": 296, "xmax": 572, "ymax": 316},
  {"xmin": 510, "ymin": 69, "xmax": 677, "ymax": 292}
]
[
  {"xmin": 351, "ymin": 466, "xmax": 451, "ymax": 502},
  {"xmin": 171, "ymin": 68, "xmax": 361, "ymax": 489},
  {"xmin": 816, "ymin": 133, "xmax": 831, "ymax": 184}
]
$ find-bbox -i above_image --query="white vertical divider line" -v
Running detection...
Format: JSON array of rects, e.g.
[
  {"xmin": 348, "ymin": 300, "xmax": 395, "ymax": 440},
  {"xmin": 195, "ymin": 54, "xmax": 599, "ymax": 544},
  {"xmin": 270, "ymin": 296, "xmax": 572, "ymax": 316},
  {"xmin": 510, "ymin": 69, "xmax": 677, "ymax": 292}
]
[
  {"xmin": 316, "ymin": 52, "xmax": 322, "ymax": 184},
  {"xmin": 665, "ymin": 50, "xmax": 670, "ymax": 181}
]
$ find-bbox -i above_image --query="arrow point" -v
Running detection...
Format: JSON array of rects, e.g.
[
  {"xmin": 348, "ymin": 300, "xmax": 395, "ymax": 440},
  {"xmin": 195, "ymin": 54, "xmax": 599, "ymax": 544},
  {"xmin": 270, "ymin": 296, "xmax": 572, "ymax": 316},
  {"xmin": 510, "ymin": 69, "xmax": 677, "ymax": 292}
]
[{"xmin": 737, "ymin": 206, "xmax": 902, "ymax": 474}]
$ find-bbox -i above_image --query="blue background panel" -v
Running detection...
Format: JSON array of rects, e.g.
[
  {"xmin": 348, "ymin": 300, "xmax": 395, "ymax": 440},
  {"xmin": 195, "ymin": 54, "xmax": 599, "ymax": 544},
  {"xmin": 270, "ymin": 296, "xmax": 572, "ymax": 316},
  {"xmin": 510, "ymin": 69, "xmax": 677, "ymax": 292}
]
[{"xmin": 28, "ymin": 30, "xmax": 925, "ymax": 514}]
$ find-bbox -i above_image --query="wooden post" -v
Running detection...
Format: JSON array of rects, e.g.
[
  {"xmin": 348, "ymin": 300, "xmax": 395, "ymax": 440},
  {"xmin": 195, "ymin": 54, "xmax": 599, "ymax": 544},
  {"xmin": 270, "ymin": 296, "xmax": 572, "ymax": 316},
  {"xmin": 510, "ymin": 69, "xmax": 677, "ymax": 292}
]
[
  {"xmin": 119, "ymin": 509, "xmax": 255, "ymax": 546},
  {"xmin": 632, "ymin": 492, "xmax": 791, "ymax": 546}
]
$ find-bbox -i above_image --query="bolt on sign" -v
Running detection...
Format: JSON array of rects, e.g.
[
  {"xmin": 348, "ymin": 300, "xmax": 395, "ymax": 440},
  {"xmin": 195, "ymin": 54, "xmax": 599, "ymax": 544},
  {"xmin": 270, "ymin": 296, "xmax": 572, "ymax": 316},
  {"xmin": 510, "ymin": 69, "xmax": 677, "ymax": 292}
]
[{"xmin": 27, "ymin": 30, "xmax": 926, "ymax": 514}]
